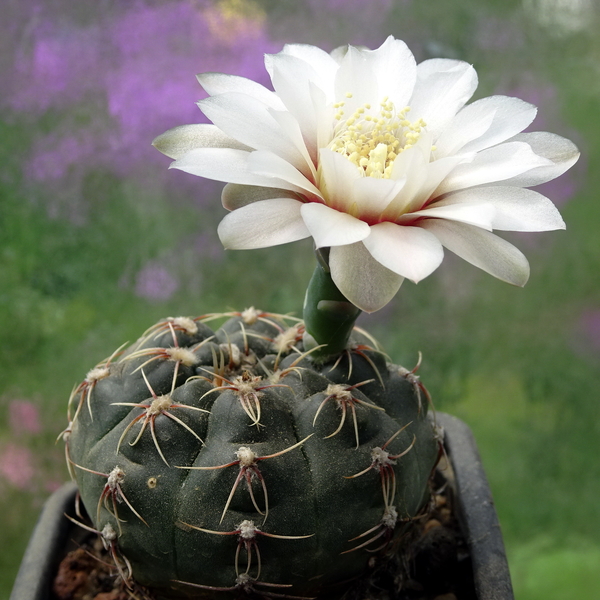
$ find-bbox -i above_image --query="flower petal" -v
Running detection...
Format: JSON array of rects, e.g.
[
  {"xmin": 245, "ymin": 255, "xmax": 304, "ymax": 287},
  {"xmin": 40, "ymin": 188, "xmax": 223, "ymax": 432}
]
[
  {"xmin": 265, "ymin": 53, "xmax": 324, "ymax": 154},
  {"xmin": 221, "ymin": 183, "xmax": 297, "ymax": 210},
  {"xmin": 459, "ymin": 96, "xmax": 537, "ymax": 153},
  {"xmin": 171, "ymin": 148, "xmax": 304, "ymax": 192},
  {"xmin": 318, "ymin": 148, "xmax": 362, "ymax": 212},
  {"xmin": 277, "ymin": 43, "xmax": 339, "ymax": 91},
  {"xmin": 217, "ymin": 198, "xmax": 310, "ymax": 249},
  {"xmin": 196, "ymin": 73, "xmax": 286, "ymax": 110},
  {"xmin": 248, "ymin": 150, "xmax": 323, "ymax": 199},
  {"xmin": 435, "ymin": 141, "xmax": 552, "ymax": 196},
  {"xmin": 199, "ymin": 93, "xmax": 308, "ymax": 172},
  {"xmin": 499, "ymin": 132, "xmax": 580, "ymax": 187},
  {"xmin": 435, "ymin": 186, "xmax": 566, "ymax": 231},
  {"xmin": 386, "ymin": 151, "xmax": 469, "ymax": 219},
  {"xmin": 434, "ymin": 95, "xmax": 537, "ymax": 156},
  {"xmin": 300, "ymin": 203, "xmax": 370, "ymax": 248},
  {"xmin": 407, "ymin": 202, "xmax": 495, "ymax": 230},
  {"xmin": 409, "ymin": 59, "xmax": 478, "ymax": 137},
  {"xmin": 152, "ymin": 124, "xmax": 249, "ymax": 159},
  {"xmin": 384, "ymin": 135, "xmax": 433, "ymax": 217},
  {"xmin": 335, "ymin": 45, "xmax": 379, "ymax": 114},
  {"xmin": 420, "ymin": 219, "xmax": 530, "ymax": 286},
  {"xmin": 352, "ymin": 177, "xmax": 406, "ymax": 222},
  {"xmin": 361, "ymin": 36, "xmax": 416, "ymax": 107},
  {"xmin": 329, "ymin": 242, "xmax": 404, "ymax": 312},
  {"xmin": 362, "ymin": 222, "xmax": 444, "ymax": 282},
  {"xmin": 269, "ymin": 108, "xmax": 317, "ymax": 180}
]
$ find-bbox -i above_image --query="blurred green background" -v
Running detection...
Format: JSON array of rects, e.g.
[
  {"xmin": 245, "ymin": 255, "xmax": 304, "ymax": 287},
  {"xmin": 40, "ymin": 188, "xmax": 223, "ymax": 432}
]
[{"xmin": 1, "ymin": 0, "xmax": 599, "ymax": 598}]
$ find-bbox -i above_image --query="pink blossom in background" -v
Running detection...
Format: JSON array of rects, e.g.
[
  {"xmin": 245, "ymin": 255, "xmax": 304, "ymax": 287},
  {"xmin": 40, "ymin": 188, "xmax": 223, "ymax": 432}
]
[
  {"xmin": 8, "ymin": 400, "xmax": 42, "ymax": 435},
  {"xmin": 44, "ymin": 480, "xmax": 64, "ymax": 493},
  {"xmin": 0, "ymin": 444, "xmax": 36, "ymax": 490},
  {"xmin": 135, "ymin": 261, "xmax": 180, "ymax": 302}
]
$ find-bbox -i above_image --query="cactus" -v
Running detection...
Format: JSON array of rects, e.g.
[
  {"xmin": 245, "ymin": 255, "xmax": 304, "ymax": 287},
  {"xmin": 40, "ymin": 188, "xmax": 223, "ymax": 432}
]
[{"xmin": 64, "ymin": 308, "xmax": 439, "ymax": 598}]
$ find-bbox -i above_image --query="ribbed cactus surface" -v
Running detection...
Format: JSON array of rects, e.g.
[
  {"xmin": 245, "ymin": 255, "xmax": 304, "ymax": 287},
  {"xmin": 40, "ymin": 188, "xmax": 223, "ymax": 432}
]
[{"xmin": 65, "ymin": 309, "xmax": 439, "ymax": 598}]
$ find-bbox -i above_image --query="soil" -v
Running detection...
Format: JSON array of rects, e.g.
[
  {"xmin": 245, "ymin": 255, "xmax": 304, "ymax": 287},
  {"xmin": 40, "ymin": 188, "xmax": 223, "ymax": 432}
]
[{"xmin": 51, "ymin": 459, "xmax": 475, "ymax": 600}]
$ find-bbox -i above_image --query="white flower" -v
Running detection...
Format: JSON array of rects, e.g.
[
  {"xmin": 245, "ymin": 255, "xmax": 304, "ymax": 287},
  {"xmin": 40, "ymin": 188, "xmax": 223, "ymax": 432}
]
[{"xmin": 154, "ymin": 36, "xmax": 579, "ymax": 312}]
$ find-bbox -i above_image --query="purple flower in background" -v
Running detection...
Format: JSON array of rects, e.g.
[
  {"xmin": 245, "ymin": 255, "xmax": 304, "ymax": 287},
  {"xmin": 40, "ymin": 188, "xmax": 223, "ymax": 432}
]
[
  {"xmin": 6, "ymin": 0, "xmax": 277, "ymax": 205},
  {"xmin": 135, "ymin": 261, "xmax": 180, "ymax": 302},
  {"xmin": 8, "ymin": 400, "xmax": 42, "ymax": 435}
]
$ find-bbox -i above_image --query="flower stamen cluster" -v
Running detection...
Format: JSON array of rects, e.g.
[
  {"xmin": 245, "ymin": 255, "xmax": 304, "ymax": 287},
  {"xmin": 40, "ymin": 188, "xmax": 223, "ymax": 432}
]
[{"xmin": 330, "ymin": 97, "xmax": 426, "ymax": 179}]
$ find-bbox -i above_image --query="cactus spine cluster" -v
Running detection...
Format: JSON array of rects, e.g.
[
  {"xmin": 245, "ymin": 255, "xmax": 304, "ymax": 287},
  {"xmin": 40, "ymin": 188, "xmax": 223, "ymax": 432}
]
[{"xmin": 64, "ymin": 308, "xmax": 439, "ymax": 598}]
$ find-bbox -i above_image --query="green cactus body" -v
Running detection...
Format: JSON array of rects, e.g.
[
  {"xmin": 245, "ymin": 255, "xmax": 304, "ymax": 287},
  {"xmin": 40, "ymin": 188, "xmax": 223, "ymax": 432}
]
[{"xmin": 65, "ymin": 310, "xmax": 439, "ymax": 598}]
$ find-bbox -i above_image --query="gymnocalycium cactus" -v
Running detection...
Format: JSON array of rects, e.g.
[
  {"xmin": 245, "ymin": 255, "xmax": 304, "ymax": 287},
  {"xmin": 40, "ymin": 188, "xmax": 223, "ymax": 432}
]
[
  {"xmin": 65, "ymin": 309, "xmax": 439, "ymax": 598},
  {"xmin": 63, "ymin": 36, "xmax": 577, "ymax": 599}
]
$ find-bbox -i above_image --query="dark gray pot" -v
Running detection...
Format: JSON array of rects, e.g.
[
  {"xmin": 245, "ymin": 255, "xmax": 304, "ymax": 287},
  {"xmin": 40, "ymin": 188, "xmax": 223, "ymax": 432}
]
[{"xmin": 10, "ymin": 413, "xmax": 514, "ymax": 600}]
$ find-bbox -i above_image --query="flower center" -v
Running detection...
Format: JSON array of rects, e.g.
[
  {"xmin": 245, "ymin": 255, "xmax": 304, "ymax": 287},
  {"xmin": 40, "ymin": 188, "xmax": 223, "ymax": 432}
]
[{"xmin": 329, "ymin": 95, "xmax": 427, "ymax": 179}]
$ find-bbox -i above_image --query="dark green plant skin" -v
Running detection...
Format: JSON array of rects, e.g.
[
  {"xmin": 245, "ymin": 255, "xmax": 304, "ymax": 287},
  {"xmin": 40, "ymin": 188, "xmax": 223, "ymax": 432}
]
[{"xmin": 65, "ymin": 311, "xmax": 439, "ymax": 599}]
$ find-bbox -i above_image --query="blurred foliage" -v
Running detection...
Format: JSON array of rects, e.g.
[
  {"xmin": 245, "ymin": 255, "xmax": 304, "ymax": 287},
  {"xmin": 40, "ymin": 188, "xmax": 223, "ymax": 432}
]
[{"xmin": 1, "ymin": 0, "xmax": 600, "ymax": 598}]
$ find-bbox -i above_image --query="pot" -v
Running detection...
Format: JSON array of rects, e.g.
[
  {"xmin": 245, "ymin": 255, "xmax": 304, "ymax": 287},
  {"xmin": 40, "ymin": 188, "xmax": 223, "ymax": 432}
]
[{"xmin": 10, "ymin": 413, "xmax": 514, "ymax": 600}]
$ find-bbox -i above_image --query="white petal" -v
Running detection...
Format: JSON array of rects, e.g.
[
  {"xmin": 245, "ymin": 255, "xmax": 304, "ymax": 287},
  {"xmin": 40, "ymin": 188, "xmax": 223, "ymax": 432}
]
[
  {"xmin": 329, "ymin": 45, "xmax": 348, "ymax": 64},
  {"xmin": 269, "ymin": 108, "xmax": 316, "ymax": 180},
  {"xmin": 335, "ymin": 45, "xmax": 379, "ymax": 114},
  {"xmin": 435, "ymin": 95, "xmax": 537, "ymax": 156},
  {"xmin": 199, "ymin": 93, "xmax": 307, "ymax": 171},
  {"xmin": 196, "ymin": 73, "xmax": 285, "ymax": 110},
  {"xmin": 318, "ymin": 149, "xmax": 362, "ymax": 213},
  {"xmin": 329, "ymin": 242, "xmax": 404, "ymax": 312},
  {"xmin": 312, "ymin": 82, "xmax": 335, "ymax": 153},
  {"xmin": 361, "ymin": 36, "xmax": 416, "ymax": 107},
  {"xmin": 171, "ymin": 148, "xmax": 304, "ymax": 191},
  {"xmin": 362, "ymin": 222, "xmax": 444, "ymax": 282},
  {"xmin": 409, "ymin": 59, "xmax": 478, "ymax": 137},
  {"xmin": 352, "ymin": 177, "xmax": 406, "ymax": 221},
  {"xmin": 435, "ymin": 187, "xmax": 566, "ymax": 231},
  {"xmin": 392, "ymin": 153, "xmax": 470, "ymax": 218},
  {"xmin": 217, "ymin": 199, "xmax": 310, "ymax": 249},
  {"xmin": 407, "ymin": 202, "xmax": 495, "ymax": 230},
  {"xmin": 278, "ymin": 43, "xmax": 339, "ymax": 91},
  {"xmin": 221, "ymin": 183, "xmax": 297, "ymax": 210},
  {"xmin": 152, "ymin": 124, "xmax": 249, "ymax": 159},
  {"xmin": 459, "ymin": 96, "xmax": 537, "ymax": 153},
  {"xmin": 248, "ymin": 150, "xmax": 323, "ymax": 199},
  {"xmin": 420, "ymin": 219, "xmax": 530, "ymax": 286},
  {"xmin": 300, "ymin": 203, "xmax": 370, "ymax": 248},
  {"xmin": 384, "ymin": 137, "xmax": 432, "ymax": 217},
  {"xmin": 433, "ymin": 108, "xmax": 495, "ymax": 158},
  {"xmin": 266, "ymin": 53, "xmax": 323, "ymax": 153},
  {"xmin": 435, "ymin": 141, "xmax": 552, "ymax": 196},
  {"xmin": 499, "ymin": 132, "xmax": 580, "ymax": 187}
]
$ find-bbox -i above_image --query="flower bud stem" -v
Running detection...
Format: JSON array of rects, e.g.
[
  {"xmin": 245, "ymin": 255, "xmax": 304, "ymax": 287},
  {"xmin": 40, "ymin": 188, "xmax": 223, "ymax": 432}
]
[{"xmin": 302, "ymin": 249, "xmax": 362, "ymax": 362}]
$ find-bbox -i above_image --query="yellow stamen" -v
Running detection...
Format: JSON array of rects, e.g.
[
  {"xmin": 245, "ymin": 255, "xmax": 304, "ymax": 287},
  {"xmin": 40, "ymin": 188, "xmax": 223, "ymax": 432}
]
[{"xmin": 328, "ymin": 97, "xmax": 427, "ymax": 179}]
